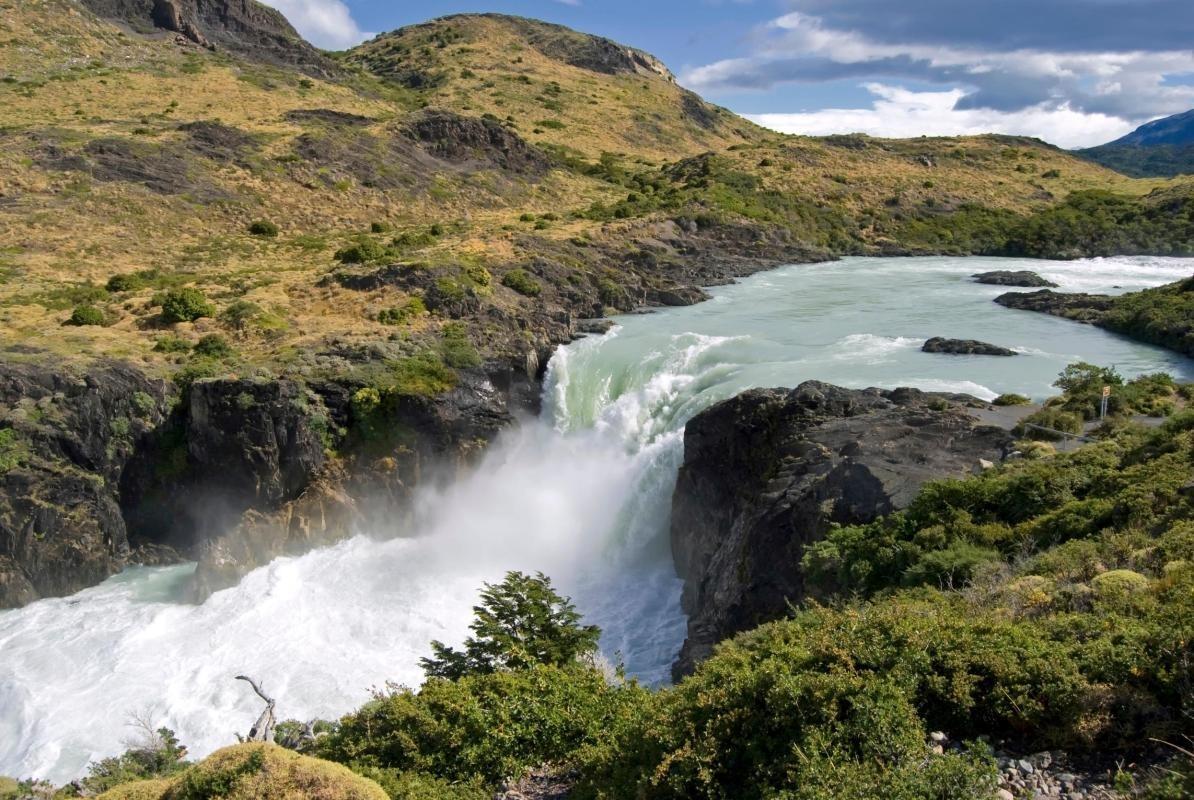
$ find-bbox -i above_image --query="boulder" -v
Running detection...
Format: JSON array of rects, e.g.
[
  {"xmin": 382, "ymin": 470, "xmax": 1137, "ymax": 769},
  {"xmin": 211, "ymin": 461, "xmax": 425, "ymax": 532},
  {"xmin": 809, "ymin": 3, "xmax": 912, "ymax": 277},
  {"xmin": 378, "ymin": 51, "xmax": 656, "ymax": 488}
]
[
  {"xmin": 922, "ymin": 337, "xmax": 1017, "ymax": 356},
  {"xmin": 972, "ymin": 270, "xmax": 1058, "ymax": 287},
  {"xmin": 669, "ymin": 382, "xmax": 1011, "ymax": 677}
]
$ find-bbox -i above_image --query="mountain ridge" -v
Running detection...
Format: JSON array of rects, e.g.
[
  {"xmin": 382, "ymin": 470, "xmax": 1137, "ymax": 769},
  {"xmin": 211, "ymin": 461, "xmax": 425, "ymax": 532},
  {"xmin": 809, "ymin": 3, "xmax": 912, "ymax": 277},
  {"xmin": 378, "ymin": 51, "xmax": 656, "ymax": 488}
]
[{"xmin": 1078, "ymin": 108, "xmax": 1194, "ymax": 177}]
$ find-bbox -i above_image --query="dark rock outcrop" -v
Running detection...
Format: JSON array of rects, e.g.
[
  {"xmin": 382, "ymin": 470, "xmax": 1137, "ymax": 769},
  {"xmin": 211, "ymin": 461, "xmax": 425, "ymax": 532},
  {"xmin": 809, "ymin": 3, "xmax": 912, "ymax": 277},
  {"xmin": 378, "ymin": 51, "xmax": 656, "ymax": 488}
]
[
  {"xmin": 669, "ymin": 382, "xmax": 1012, "ymax": 677},
  {"xmin": 922, "ymin": 337, "xmax": 1017, "ymax": 356},
  {"xmin": 491, "ymin": 15, "xmax": 675, "ymax": 80},
  {"xmin": 994, "ymin": 289, "xmax": 1116, "ymax": 322},
  {"xmin": 403, "ymin": 110, "xmax": 551, "ymax": 175},
  {"xmin": 972, "ymin": 270, "xmax": 1058, "ymax": 287},
  {"xmin": 79, "ymin": 0, "xmax": 341, "ymax": 79},
  {"xmin": 0, "ymin": 361, "xmax": 173, "ymax": 607}
]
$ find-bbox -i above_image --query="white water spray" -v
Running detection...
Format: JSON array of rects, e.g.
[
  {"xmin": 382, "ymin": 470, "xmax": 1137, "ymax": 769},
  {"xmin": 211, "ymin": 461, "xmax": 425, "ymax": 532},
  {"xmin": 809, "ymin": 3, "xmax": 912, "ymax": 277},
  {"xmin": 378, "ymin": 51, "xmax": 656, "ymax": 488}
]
[{"xmin": 1, "ymin": 255, "xmax": 1190, "ymax": 783}]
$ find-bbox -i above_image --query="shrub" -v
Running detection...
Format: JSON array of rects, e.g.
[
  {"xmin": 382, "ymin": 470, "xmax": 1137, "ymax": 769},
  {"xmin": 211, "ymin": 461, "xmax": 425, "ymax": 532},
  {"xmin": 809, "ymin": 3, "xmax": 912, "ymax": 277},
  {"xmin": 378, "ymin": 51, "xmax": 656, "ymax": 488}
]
[
  {"xmin": 68, "ymin": 304, "xmax": 106, "ymax": 326},
  {"xmin": 247, "ymin": 220, "xmax": 278, "ymax": 237},
  {"xmin": 334, "ymin": 239, "xmax": 388, "ymax": 264},
  {"xmin": 107, "ymin": 270, "xmax": 161, "ymax": 293},
  {"xmin": 318, "ymin": 664, "xmax": 644, "ymax": 788},
  {"xmin": 219, "ymin": 300, "xmax": 262, "ymax": 332},
  {"xmin": 174, "ymin": 357, "xmax": 223, "ymax": 390},
  {"xmin": 377, "ymin": 298, "xmax": 427, "ymax": 326},
  {"xmin": 439, "ymin": 323, "xmax": 481, "ymax": 369},
  {"xmin": 501, "ymin": 269, "xmax": 541, "ymax": 297},
  {"xmin": 579, "ymin": 600, "xmax": 999, "ymax": 799},
  {"xmin": 160, "ymin": 288, "xmax": 214, "ymax": 323},
  {"xmin": 993, "ymin": 393, "xmax": 1031, "ymax": 406},
  {"xmin": 153, "ymin": 334, "xmax": 191, "ymax": 353},
  {"xmin": 420, "ymin": 571, "xmax": 600, "ymax": 680},
  {"xmin": 1017, "ymin": 407, "xmax": 1084, "ymax": 440},
  {"xmin": 166, "ymin": 743, "xmax": 387, "ymax": 800},
  {"xmin": 191, "ymin": 334, "xmax": 234, "ymax": 359},
  {"xmin": 349, "ymin": 768, "xmax": 488, "ymax": 800},
  {"xmin": 78, "ymin": 725, "xmax": 189, "ymax": 795}
]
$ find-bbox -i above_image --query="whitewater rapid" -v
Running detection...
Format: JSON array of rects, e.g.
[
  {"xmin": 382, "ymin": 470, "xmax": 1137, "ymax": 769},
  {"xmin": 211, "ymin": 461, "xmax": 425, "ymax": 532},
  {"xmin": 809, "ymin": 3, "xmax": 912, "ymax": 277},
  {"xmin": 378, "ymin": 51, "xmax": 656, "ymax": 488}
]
[{"xmin": 1, "ymin": 255, "xmax": 1191, "ymax": 782}]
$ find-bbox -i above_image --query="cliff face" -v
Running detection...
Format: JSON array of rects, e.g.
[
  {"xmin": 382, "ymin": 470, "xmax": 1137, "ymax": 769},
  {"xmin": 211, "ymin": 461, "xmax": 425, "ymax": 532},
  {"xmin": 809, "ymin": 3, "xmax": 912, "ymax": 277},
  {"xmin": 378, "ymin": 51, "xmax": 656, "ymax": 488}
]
[
  {"xmin": 669, "ymin": 382, "xmax": 1012, "ymax": 677},
  {"xmin": 0, "ymin": 362, "xmax": 174, "ymax": 605},
  {"xmin": 78, "ymin": 0, "xmax": 341, "ymax": 78},
  {"xmin": 0, "ymin": 358, "xmax": 540, "ymax": 608}
]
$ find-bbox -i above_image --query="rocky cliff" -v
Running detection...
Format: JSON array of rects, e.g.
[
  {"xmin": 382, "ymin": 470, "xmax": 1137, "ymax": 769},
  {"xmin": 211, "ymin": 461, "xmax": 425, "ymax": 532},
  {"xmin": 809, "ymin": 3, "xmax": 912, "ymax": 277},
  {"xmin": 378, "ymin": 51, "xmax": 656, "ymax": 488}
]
[
  {"xmin": 78, "ymin": 0, "xmax": 340, "ymax": 78},
  {"xmin": 669, "ymin": 382, "xmax": 1012, "ymax": 677},
  {"xmin": 0, "ymin": 356, "xmax": 540, "ymax": 608},
  {"xmin": 0, "ymin": 361, "xmax": 173, "ymax": 605}
]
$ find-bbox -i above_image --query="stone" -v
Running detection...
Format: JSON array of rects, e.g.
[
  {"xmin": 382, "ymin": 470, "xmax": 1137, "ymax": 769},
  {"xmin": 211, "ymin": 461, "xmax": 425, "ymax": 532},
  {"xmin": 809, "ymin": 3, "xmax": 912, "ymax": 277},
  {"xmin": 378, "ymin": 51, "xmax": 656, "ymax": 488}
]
[
  {"xmin": 973, "ymin": 270, "xmax": 1058, "ymax": 287},
  {"xmin": 930, "ymin": 731, "xmax": 949, "ymax": 743},
  {"xmin": 922, "ymin": 337, "xmax": 1018, "ymax": 356},
  {"xmin": 1018, "ymin": 759, "xmax": 1035, "ymax": 775},
  {"xmin": 997, "ymin": 790, "xmax": 1015, "ymax": 800},
  {"xmin": 669, "ymin": 381, "xmax": 1012, "ymax": 676}
]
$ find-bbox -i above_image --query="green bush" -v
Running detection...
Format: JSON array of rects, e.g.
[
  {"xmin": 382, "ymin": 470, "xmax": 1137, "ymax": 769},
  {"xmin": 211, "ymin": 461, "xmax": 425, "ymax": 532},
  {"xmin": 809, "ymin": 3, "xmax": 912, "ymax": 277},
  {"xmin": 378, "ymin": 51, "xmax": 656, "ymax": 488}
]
[
  {"xmin": 153, "ymin": 334, "xmax": 191, "ymax": 353},
  {"xmin": 68, "ymin": 304, "xmax": 106, "ymax": 326},
  {"xmin": 579, "ymin": 600, "xmax": 999, "ymax": 799},
  {"xmin": 377, "ymin": 298, "xmax": 427, "ymax": 326},
  {"xmin": 191, "ymin": 334, "xmax": 234, "ymax": 359},
  {"xmin": 318, "ymin": 664, "xmax": 644, "ymax": 788},
  {"xmin": 247, "ymin": 220, "xmax": 278, "ymax": 237},
  {"xmin": 501, "ymin": 269, "xmax": 541, "ymax": 297},
  {"xmin": 993, "ymin": 393, "xmax": 1031, "ymax": 406},
  {"xmin": 421, "ymin": 571, "xmax": 601, "ymax": 680},
  {"xmin": 334, "ymin": 239, "xmax": 389, "ymax": 264},
  {"xmin": 438, "ymin": 323, "xmax": 481, "ymax": 369},
  {"xmin": 219, "ymin": 300, "xmax": 261, "ymax": 332},
  {"xmin": 1017, "ymin": 407, "xmax": 1084, "ymax": 439},
  {"xmin": 78, "ymin": 726, "xmax": 189, "ymax": 795},
  {"xmin": 350, "ymin": 767, "xmax": 488, "ymax": 800},
  {"xmin": 160, "ymin": 288, "xmax": 215, "ymax": 323}
]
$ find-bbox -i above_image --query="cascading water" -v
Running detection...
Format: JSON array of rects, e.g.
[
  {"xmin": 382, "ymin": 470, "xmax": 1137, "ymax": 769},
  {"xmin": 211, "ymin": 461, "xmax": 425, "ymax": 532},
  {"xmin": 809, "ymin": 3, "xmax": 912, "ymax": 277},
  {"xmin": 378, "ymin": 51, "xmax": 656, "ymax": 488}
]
[{"xmin": 2, "ymin": 255, "xmax": 1192, "ymax": 783}]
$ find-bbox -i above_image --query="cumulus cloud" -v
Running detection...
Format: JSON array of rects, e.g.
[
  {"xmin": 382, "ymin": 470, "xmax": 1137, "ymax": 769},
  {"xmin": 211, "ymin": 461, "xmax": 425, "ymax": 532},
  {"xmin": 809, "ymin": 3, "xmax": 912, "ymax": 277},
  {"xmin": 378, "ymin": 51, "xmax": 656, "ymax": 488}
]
[
  {"xmin": 749, "ymin": 84, "xmax": 1136, "ymax": 149},
  {"xmin": 682, "ymin": 1, "xmax": 1194, "ymax": 143},
  {"xmin": 257, "ymin": 0, "xmax": 371, "ymax": 50}
]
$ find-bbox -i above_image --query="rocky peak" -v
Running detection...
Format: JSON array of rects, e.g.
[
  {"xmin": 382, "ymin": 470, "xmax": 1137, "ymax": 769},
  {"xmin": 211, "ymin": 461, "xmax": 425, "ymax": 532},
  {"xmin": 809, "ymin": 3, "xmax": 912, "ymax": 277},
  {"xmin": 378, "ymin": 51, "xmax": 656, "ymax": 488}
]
[{"xmin": 78, "ymin": 0, "xmax": 341, "ymax": 79}]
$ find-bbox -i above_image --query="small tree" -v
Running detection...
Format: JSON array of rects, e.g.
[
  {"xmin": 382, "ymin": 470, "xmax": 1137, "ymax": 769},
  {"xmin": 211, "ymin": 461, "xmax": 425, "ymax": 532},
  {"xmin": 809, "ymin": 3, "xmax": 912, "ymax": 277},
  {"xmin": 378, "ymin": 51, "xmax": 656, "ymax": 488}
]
[
  {"xmin": 160, "ymin": 288, "xmax": 214, "ymax": 323},
  {"xmin": 420, "ymin": 571, "xmax": 600, "ymax": 680},
  {"xmin": 1054, "ymin": 362, "xmax": 1122, "ymax": 395}
]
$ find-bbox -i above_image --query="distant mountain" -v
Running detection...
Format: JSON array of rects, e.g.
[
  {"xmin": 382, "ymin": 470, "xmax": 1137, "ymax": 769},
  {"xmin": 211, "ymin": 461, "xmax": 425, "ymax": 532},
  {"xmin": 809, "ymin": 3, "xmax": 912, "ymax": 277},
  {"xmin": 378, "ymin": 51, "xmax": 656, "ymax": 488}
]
[{"xmin": 1078, "ymin": 109, "xmax": 1194, "ymax": 177}]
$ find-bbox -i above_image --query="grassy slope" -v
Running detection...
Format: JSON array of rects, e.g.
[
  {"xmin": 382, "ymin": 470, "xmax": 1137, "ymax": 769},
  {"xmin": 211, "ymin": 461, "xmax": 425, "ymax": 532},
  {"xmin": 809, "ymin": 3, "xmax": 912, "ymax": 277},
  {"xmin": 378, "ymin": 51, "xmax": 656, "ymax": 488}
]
[{"xmin": 0, "ymin": 0, "xmax": 1190, "ymax": 379}]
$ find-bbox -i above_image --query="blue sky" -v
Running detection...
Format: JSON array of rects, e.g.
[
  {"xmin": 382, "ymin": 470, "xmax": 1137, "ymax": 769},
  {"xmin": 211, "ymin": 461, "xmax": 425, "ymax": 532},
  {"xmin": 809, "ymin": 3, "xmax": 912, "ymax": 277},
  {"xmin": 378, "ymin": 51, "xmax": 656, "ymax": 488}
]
[{"xmin": 262, "ymin": 0, "xmax": 1194, "ymax": 148}]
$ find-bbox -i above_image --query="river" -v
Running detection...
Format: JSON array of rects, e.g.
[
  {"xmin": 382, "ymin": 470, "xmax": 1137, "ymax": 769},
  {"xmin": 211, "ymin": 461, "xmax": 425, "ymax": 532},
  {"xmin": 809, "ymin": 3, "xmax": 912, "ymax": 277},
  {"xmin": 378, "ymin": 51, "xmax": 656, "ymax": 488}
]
[{"xmin": 1, "ymin": 255, "xmax": 1191, "ymax": 782}]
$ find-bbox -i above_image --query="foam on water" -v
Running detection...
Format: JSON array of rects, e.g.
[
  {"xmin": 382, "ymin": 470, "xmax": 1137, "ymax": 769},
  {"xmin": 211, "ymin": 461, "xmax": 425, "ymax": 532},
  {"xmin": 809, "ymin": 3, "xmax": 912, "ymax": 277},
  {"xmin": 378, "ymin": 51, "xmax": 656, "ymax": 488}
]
[{"xmin": 1, "ymin": 255, "xmax": 1191, "ymax": 783}]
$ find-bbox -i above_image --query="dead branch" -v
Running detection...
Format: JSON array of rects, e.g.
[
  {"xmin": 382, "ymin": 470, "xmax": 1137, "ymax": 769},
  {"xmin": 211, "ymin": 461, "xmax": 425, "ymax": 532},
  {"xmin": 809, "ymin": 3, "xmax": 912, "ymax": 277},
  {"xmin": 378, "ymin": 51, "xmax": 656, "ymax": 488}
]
[{"xmin": 235, "ymin": 675, "xmax": 276, "ymax": 743}]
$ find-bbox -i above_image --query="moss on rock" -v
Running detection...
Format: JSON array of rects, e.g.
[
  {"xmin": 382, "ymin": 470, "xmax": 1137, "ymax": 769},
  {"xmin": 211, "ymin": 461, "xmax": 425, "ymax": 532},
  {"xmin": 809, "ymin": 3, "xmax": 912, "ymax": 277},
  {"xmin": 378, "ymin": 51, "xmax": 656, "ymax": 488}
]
[{"xmin": 98, "ymin": 744, "xmax": 388, "ymax": 800}]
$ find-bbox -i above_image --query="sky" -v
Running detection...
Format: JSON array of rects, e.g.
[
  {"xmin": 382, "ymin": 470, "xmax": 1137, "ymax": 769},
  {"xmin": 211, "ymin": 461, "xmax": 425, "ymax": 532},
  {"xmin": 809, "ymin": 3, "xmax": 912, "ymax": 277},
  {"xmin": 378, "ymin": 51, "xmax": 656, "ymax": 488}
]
[{"xmin": 259, "ymin": 0, "xmax": 1194, "ymax": 149}]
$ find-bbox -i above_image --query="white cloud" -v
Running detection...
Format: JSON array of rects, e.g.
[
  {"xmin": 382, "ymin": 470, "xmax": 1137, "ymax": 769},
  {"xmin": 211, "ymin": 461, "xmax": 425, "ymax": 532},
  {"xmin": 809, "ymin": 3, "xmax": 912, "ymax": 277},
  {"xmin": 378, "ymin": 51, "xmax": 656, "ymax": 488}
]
[
  {"xmin": 749, "ymin": 84, "xmax": 1137, "ymax": 148},
  {"xmin": 256, "ymin": 0, "xmax": 371, "ymax": 50},
  {"xmin": 681, "ymin": 9, "xmax": 1194, "ymax": 130}
]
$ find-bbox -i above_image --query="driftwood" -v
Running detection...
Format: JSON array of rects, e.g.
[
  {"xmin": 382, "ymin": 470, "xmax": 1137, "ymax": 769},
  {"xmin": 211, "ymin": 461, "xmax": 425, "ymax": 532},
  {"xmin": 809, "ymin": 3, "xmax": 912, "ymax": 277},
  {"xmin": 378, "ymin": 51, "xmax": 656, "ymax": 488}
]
[{"xmin": 235, "ymin": 675, "xmax": 276, "ymax": 743}]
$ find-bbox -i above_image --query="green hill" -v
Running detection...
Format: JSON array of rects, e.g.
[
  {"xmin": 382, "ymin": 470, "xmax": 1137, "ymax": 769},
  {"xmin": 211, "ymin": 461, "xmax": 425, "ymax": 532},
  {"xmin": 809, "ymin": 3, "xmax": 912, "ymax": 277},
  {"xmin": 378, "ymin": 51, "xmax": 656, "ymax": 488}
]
[{"xmin": 1078, "ymin": 109, "xmax": 1194, "ymax": 177}]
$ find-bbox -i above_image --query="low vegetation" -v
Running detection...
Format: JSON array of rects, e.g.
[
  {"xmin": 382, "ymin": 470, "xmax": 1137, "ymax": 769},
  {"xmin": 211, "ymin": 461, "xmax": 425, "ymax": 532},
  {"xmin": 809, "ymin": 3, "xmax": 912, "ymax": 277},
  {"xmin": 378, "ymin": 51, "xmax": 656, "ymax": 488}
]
[{"xmin": 34, "ymin": 394, "xmax": 1193, "ymax": 799}]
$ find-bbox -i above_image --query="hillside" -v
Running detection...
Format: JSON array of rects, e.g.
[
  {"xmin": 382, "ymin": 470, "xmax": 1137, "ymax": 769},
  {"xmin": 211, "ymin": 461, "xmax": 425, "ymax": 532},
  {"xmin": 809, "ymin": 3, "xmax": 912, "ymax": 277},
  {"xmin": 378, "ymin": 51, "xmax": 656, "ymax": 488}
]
[
  {"xmin": 1, "ymin": 0, "xmax": 1193, "ymax": 610},
  {"xmin": 1078, "ymin": 109, "xmax": 1194, "ymax": 177},
  {"xmin": 0, "ymin": 1, "xmax": 1187, "ymax": 375}
]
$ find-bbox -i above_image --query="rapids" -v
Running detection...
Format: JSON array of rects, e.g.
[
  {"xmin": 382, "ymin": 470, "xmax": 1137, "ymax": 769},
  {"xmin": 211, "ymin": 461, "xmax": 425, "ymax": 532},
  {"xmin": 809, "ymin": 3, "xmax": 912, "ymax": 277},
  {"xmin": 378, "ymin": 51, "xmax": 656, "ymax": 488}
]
[{"xmin": 1, "ymin": 255, "xmax": 1191, "ymax": 782}]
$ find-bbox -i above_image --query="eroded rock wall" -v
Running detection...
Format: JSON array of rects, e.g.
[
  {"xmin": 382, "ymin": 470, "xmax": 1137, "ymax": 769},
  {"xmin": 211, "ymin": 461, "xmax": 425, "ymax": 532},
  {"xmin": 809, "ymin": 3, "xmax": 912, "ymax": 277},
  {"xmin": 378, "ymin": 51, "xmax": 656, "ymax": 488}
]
[{"xmin": 669, "ymin": 381, "xmax": 1013, "ymax": 677}]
